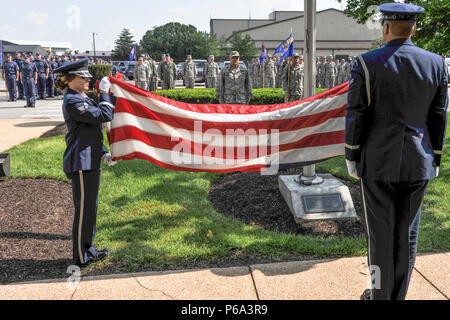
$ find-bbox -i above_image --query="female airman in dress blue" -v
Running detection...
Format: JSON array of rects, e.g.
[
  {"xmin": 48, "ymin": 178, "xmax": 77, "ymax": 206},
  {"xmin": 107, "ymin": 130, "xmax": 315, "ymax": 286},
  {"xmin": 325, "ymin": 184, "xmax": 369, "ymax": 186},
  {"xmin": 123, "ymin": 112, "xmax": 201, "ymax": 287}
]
[{"xmin": 54, "ymin": 59, "xmax": 117, "ymax": 266}]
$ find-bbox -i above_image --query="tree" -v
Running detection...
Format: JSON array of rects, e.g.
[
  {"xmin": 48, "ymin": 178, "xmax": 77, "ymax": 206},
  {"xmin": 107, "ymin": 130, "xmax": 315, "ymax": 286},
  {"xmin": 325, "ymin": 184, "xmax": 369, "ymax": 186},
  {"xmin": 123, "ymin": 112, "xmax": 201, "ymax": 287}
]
[
  {"xmin": 225, "ymin": 32, "xmax": 259, "ymax": 61},
  {"xmin": 369, "ymin": 37, "xmax": 384, "ymax": 50},
  {"xmin": 112, "ymin": 28, "xmax": 135, "ymax": 61},
  {"xmin": 336, "ymin": 0, "xmax": 449, "ymax": 55},
  {"xmin": 140, "ymin": 23, "xmax": 219, "ymax": 62}
]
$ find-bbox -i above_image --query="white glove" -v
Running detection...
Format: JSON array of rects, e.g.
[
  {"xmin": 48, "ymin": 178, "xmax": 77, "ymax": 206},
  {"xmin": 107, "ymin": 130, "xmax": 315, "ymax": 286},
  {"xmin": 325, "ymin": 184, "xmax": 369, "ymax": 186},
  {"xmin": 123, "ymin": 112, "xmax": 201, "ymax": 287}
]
[
  {"xmin": 102, "ymin": 153, "xmax": 117, "ymax": 166},
  {"xmin": 435, "ymin": 167, "xmax": 439, "ymax": 178},
  {"xmin": 99, "ymin": 76, "xmax": 111, "ymax": 93},
  {"xmin": 346, "ymin": 160, "xmax": 360, "ymax": 179}
]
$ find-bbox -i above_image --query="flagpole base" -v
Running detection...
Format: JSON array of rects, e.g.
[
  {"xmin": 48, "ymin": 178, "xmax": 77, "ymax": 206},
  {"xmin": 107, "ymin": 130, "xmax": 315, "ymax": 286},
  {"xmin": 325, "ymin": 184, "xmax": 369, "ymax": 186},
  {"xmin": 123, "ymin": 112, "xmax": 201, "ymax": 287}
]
[{"xmin": 295, "ymin": 175, "xmax": 324, "ymax": 186}]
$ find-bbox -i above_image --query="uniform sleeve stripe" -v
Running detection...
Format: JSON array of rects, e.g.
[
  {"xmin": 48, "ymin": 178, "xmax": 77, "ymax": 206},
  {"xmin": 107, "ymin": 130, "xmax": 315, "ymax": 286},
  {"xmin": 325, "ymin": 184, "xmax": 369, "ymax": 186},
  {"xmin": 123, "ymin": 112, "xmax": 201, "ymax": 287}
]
[
  {"xmin": 345, "ymin": 144, "xmax": 360, "ymax": 150},
  {"xmin": 99, "ymin": 101, "xmax": 115, "ymax": 109}
]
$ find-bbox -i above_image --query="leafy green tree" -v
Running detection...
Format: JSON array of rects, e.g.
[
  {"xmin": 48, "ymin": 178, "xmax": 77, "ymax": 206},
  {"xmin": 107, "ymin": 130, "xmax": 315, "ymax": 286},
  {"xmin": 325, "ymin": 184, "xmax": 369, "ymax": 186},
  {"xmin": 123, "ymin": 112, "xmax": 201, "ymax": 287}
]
[
  {"xmin": 225, "ymin": 32, "xmax": 259, "ymax": 61},
  {"xmin": 112, "ymin": 28, "xmax": 135, "ymax": 61},
  {"xmin": 369, "ymin": 37, "xmax": 384, "ymax": 50},
  {"xmin": 337, "ymin": 0, "xmax": 449, "ymax": 55},
  {"xmin": 140, "ymin": 23, "xmax": 219, "ymax": 62}
]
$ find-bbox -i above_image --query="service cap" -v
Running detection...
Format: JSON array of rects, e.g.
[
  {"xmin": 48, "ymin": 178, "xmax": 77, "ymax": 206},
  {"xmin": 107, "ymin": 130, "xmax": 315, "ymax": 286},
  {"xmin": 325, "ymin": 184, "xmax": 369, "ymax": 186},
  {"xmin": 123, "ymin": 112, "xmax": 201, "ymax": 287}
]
[
  {"xmin": 54, "ymin": 58, "xmax": 93, "ymax": 78},
  {"xmin": 379, "ymin": 3, "xmax": 424, "ymax": 22}
]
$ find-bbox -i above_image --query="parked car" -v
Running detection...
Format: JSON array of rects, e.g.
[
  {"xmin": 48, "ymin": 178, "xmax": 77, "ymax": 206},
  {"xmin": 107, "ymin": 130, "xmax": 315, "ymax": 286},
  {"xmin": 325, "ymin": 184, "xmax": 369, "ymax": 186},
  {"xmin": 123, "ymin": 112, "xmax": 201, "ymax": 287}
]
[
  {"xmin": 125, "ymin": 62, "xmax": 136, "ymax": 80},
  {"xmin": 176, "ymin": 62, "xmax": 184, "ymax": 80},
  {"xmin": 193, "ymin": 59, "xmax": 207, "ymax": 83}
]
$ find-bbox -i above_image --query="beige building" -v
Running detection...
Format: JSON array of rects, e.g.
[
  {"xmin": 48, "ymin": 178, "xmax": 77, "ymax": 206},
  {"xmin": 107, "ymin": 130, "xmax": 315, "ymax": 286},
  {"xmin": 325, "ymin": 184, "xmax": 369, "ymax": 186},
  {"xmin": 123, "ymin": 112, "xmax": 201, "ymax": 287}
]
[{"xmin": 211, "ymin": 9, "xmax": 381, "ymax": 57}]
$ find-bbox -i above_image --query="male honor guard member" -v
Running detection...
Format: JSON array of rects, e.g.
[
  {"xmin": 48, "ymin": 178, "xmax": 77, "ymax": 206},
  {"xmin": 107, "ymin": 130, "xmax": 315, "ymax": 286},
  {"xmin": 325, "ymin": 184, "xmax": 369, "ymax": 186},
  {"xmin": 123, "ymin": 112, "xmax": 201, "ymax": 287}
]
[
  {"xmin": 54, "ymin": 59, "xmax": 116, "ymax": 266},
  {"xmin": 345, "ymin": 3, "xmax": 448, "ymax": 300},
  {"xmin": 14, "ymin": 53, "xmax": 25, "ymax": 100},
  {"xmin": 2, "ymin": 54, "xmax": 19, "ymax": 101},
  {"xmin": 20, "ymin": 55, "xmax": 37, "ymax": 108},
  {"xmin": 34, "ymin": 53, "xmax": 49, "ymax": 99}
]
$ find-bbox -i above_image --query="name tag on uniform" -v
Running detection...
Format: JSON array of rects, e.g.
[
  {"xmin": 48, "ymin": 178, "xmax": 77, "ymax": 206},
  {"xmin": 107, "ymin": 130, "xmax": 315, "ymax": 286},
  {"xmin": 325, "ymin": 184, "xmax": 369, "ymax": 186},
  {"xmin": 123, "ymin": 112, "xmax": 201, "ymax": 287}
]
[{"xmin": 77, "ymin": 102, "xmax": 89, "ymax": 112}]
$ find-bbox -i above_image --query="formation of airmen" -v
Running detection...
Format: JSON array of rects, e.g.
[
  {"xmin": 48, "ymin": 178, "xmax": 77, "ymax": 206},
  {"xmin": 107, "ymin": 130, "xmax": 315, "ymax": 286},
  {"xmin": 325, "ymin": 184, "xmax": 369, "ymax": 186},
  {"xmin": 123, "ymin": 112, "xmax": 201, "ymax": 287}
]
[
  {"xmin": 2, "ymin": 49, "xmax": 355, "ymax": 106},
  {"xmin": 1, "ymin": 52, "xmax": 78, "ymax": 107},
  {"xmin": 247, "ymin": 54, "xmax": 355, "ymax": 103}
]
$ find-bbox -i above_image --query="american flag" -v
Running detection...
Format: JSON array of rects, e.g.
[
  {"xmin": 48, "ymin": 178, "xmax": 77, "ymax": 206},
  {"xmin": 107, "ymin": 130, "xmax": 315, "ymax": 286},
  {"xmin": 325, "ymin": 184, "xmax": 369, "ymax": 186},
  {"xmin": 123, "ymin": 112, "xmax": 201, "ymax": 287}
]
[{"xmin": 107, "ymin": 76, "xmax": 348, "ymax": 173}]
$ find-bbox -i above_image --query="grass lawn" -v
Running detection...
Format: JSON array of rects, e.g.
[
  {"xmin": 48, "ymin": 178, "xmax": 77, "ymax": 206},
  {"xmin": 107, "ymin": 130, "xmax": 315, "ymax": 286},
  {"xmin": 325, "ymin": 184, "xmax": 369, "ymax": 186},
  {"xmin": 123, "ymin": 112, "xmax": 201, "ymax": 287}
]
[{"xmin": 6, "ymin": 126, "xmax": 449, "ymax": 271}]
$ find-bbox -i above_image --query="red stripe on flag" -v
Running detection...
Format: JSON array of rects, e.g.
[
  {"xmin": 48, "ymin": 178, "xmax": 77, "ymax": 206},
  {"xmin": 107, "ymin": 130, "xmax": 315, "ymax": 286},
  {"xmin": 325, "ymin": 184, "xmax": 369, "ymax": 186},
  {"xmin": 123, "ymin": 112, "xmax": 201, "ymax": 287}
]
[
  {"xmin": 113, "ymin": 98, "xmax": 346, "ymax": 134},
  {"xmin": 109, "ymin": 125, "xmax": 344, "ymax": 159}
]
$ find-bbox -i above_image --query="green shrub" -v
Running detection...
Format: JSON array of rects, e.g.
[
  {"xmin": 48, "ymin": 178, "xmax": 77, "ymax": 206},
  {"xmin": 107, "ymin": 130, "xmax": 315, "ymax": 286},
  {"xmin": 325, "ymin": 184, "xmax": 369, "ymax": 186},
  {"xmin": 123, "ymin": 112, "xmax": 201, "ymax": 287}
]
[
  {"xmin": 153, "ymin": 88, "xmax": 326, "ymax": 105},
  {"xmin": 88, "ymin": 64, "xmax": 112, "ymax": 90},
  {"xmin": 86, "ymin": 87, "xmax": 330, "ymax": 107}
]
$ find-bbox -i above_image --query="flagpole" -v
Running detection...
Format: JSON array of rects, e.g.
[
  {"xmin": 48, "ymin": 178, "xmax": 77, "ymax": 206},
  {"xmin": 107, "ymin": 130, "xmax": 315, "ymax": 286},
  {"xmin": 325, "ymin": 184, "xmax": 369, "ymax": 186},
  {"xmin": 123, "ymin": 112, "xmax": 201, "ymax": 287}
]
[{"xmin": 298, "ymin": 0, "xmax": 323, "ymax": 185}]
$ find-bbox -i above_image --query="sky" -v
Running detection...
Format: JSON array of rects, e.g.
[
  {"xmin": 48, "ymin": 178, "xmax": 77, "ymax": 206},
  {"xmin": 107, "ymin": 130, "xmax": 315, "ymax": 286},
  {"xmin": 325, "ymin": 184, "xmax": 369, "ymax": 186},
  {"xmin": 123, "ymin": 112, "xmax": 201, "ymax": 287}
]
[{"xmin": 0, "ymin": 0, "xmax": 347, "ymax": 51}]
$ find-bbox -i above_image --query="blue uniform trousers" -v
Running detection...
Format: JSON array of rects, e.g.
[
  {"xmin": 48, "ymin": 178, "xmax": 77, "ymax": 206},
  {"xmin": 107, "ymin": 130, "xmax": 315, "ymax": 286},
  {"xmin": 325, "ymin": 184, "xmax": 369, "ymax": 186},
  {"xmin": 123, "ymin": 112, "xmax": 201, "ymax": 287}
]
[
  {"xmin": 68, "ymin": 169, "xmax": 102, "ymax": 265},
  {"xmin": 37, "ymin": 73, "xmax": 47, "ymax": 99},
  {"xmin": 360, "ymin": 179, "xmax": 428, "ymax": 300},
  {"xmin": 6, "ymin": 75, "xmax": 17, "ymax": 100},
  {"xmin": 22, "ymin": 78, "xmax": 36, "ymax": 106},
  {"xmin": 47, "ymin": 74, "xmax": 55, "ymax": 97},
  {"xmin": 16, "ymin": 78, "xmax": 24, "ymax": 99}
]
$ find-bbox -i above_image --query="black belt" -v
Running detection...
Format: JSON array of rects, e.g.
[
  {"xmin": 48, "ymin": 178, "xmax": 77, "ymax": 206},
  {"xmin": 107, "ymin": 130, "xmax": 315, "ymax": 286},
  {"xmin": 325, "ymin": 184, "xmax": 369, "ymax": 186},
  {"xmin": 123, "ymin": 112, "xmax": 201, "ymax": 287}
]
[
  {"xmin": 25, "ymin": 76, "xmax": 32, "ymax": 79},
  {"xmin": 38, "ymin": 72, "xmax": 46, "ymax": 74}
]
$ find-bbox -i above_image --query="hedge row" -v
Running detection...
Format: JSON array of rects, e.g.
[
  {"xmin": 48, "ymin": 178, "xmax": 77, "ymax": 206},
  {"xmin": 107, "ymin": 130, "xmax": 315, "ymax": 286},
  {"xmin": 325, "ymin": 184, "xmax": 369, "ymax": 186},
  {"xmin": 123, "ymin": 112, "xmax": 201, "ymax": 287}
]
[
  {"xmin": 86, "ymin": 87, "xmax": 328, "ymax": 106},
  {"xmin": 88, "ymin": 64, "xmax": 112, "ymax": 91}
]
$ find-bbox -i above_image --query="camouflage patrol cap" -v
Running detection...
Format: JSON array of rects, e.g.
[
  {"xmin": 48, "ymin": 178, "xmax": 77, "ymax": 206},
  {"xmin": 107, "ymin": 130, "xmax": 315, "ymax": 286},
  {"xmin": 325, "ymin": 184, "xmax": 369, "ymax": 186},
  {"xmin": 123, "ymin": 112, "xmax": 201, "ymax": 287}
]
[
  {"xmin": 187, "ymin": 55, "xmax": 192, "ymax": 59},
  {"xmin": 292, "ymin": 52, "xmax": 300, "ymax": 58},
  {"xmin": 267, "ymin": 54, "xmax": 272, "ymax": 58},
  {"xmin": 230, "ymin": 51, "xmax": 240, "ymax": 58},
  {"xmin": 209, "ymin": 55, "xmax": 214, "ymax": 59}
]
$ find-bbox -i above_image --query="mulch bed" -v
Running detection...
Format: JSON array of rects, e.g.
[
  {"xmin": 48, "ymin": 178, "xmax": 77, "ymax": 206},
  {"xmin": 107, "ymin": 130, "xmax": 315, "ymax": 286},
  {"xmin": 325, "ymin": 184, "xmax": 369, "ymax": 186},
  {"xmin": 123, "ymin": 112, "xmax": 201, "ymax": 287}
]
[
  {"xmin": 0, "ymin": 125, "xmax": 365, "ymax": 284},
  {"xmin": 209, "ymin": 168, "xmax": 365, "ymax": 238}
]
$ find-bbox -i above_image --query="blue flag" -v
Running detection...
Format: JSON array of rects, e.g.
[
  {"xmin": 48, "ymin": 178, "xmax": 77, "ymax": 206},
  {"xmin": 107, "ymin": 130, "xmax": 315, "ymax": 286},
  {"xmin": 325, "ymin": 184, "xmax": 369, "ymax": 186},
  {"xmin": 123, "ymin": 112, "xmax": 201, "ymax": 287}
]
[
  {"xmin": 259, "ymin": 43, "xmax": 267, "ymax": 65},
  {"xmin": 274, "ymin": 34, "xmax": 294, "ymax": 66},
  {"xmin": 0, "ymin": 41, "xmax": 3, "ymax": 69},
  {"xmin": 278, "ymin": 42, "xmax": 294, "ymax": 66},
  {"xmin": 128, "ymin": 44, "xmax": 136, "ymax": 64}
]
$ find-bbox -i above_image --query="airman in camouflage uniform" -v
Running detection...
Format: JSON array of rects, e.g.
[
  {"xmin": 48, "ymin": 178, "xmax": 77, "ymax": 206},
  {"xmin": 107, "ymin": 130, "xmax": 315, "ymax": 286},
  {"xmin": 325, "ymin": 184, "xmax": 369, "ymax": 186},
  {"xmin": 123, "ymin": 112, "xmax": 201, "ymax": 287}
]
[
  {"xmin": 316, "ymin": 57, "xmax": 324, "ymax": 88},
  {"xmin": 262, "ymin": 54, "xmax": 277, "ymax": 88},
  {"xmin": 216, "ymin": 51, "xmax": 252, "ymax": 105},
  {"xmin": 204, "ymin": 55, "xmax": 219, "ymax": 89},
  {"xmin": 160, "ymin": 54, "xmax": 177, "ymax": 90},
  {"xmin": 134, "ymin": 56, "xmax": 150, "ymax": 90},
  {"xmin": 282, "ymin": 53, "xmax": 304, "ymax": 102},
  {"xmin": 157, "ymin": 54, "xmax": 166, "ymax": 90},
  {"xmin": 183, "ymin": 55, "xmax": 197, "ymax": 89},
  {"xmin": 144, "ymin": 54, "xmax": 158, "ymax": 91},
  {"xmin": 336, "ymin": 59, "xmax": 346, "ymax": 85},
  {"xmin": 344, "ymin": 57, "xmax": 353, "ymax": 82},
  {"xmin": 324, "ymin": 55, "xmax": 336, "ymax": 88},
  {"xmin": 275, "ymin": 57, "xmax": 283, "ymax": 88}
]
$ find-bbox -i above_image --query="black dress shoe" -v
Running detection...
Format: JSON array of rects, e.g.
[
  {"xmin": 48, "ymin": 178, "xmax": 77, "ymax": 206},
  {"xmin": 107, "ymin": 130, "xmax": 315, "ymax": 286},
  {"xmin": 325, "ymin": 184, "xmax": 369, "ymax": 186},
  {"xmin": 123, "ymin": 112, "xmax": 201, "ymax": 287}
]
[
  {"xmin": 24, "ymin": 105, "xmax": 29, "ymax": 108},
  {"xmin": 30, "ymin": 104, "xmax": 36, "ymax": 108},
  {"xmin": 360, "ymin": 289, "xmax": 372, "ymax": 300},
  {"xmin": 79, "ymin": 249, "xmax": 109, "ymax": 267}
]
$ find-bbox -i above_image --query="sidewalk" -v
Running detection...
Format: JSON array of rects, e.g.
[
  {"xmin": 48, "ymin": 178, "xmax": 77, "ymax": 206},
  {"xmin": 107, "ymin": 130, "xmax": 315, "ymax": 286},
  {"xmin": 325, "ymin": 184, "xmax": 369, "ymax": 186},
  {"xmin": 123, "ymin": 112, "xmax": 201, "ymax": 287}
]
[
  {"xmin": 0, "ymin": 253, "xmax": 448, "ymax": 300},
  {"xmin": 0, "ymin": 119, "xmax": 448, "ymax": 300},
  {"xmin": 0, "ymin": 119, "xmax": 64, "ymax": 152}
]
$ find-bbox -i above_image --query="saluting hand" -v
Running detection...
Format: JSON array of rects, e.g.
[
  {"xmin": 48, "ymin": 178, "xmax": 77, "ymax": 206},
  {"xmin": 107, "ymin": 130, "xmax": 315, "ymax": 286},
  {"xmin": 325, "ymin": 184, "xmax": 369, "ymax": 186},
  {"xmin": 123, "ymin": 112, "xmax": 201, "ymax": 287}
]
[{"xmin": 99, "ymin": 76, "xmax": 112, "ymax": 93}]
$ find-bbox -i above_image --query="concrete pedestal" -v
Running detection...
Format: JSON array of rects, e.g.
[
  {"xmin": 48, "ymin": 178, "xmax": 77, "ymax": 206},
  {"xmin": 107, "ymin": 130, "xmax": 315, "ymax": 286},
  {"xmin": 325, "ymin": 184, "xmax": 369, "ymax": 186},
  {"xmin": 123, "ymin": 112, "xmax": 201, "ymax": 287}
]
[{"xmin": 279, "ymin": 174, "xmax": 357, "ymax": 221}]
